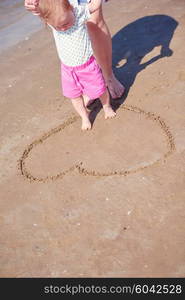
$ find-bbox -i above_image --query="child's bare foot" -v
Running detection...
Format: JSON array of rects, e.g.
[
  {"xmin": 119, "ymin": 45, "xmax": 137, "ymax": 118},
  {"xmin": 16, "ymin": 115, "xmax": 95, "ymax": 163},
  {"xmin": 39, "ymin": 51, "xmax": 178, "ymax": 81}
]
[
  {"xmin": 82, "ymin": 95, "xmax": 95, "ymax": 108},
  {"xmin": 104, "ymin": 106, "xmax": 116, "ymax": 119},
  {"xmin": 106, "ymin": 74, "xmax": 125, "ymax": 99},
  {"xmin": 81, "ymin": 115, "xmax": 92, "ymax": 130}
]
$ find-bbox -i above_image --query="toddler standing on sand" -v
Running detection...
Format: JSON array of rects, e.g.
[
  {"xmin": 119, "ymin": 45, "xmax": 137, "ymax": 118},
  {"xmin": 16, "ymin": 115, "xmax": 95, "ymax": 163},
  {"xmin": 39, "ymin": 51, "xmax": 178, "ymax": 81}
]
[{"xmin": 30, "ymin": 0, "xmax": 116, "ymax": 130}]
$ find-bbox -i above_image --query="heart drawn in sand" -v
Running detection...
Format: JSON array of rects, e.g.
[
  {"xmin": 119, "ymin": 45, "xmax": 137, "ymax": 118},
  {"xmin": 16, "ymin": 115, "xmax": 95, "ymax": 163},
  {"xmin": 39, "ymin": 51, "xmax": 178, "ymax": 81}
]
[{"xmin": 19, "ymin": 105, "xmax": 175, "ymax": 182}]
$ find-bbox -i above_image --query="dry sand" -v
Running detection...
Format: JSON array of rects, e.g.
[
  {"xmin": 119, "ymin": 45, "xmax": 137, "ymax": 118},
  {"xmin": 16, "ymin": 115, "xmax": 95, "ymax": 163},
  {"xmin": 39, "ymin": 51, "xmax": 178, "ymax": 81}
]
[{"xmin": 0, "ymin": 0, "xmax": 185, "ymax": 277}]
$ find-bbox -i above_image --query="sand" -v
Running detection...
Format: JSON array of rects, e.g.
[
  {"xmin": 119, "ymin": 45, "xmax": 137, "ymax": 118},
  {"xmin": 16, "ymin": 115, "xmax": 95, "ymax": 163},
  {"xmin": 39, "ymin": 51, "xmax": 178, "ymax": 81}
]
[{"xmin": 0, "ymin": 0, "xmax": 185, "ymax": 277}]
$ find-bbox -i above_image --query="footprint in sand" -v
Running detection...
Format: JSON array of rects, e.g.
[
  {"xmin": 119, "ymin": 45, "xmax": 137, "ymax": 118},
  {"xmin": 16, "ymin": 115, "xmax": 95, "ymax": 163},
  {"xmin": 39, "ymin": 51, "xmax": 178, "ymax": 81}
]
[{"xmin": 19, "ymin": 105, "xmax": 175, "ymax": 182}]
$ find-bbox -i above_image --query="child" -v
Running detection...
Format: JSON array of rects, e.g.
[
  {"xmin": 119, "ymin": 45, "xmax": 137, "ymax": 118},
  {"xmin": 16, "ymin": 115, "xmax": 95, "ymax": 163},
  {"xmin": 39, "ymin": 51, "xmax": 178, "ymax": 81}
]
[
  {"xmin": 25, "ymin": 0, "xmax": 125, "ymax": 100},
  {"xmin": 35, "ymin": 0, "xmax": 116, "ymax": 130}
]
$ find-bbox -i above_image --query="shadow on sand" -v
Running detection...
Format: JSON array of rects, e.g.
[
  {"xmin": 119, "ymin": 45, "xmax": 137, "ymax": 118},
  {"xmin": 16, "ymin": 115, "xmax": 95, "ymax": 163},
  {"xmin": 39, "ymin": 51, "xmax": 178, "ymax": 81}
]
[{"xmin": 89, "ymin": 14, "xmax": 178, "ymax": 123}]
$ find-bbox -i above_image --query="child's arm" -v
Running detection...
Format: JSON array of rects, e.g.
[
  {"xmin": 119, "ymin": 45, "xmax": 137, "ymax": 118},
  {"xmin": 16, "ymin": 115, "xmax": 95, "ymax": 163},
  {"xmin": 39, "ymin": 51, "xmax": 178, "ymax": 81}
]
[
  {"xmin": 88, "ymin": 0, "xmax": 102, "ymax": 14},
  {"xmin": 24, "ymin": 0, "xmax": 40, "ymax": 15}
]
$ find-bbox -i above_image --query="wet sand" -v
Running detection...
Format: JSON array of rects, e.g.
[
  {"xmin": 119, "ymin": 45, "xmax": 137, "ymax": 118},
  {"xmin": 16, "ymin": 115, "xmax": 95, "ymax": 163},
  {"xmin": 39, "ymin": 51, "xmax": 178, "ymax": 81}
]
[
  {"xmin": 0, "ymin": 0, "xmax": 42, "ymax": 54},
  {"xmin": 0, "ymin": 0, "xmax": 185, "ymax": 277}
]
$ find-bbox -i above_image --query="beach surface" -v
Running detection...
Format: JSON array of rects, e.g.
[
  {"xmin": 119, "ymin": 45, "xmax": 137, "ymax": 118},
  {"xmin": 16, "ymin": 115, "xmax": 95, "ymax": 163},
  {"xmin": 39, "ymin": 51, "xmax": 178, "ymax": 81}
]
[{"xmin": 0, "ymin": 0, "xmax": 185, "ymax": 277}]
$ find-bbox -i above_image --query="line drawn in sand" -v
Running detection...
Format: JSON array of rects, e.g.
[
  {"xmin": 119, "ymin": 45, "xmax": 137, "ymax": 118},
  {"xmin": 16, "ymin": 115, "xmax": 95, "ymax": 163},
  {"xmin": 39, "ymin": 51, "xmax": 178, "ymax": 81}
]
[{"xmin": 18, "ymin": 105, "xmax": 176, "ymax": 183}]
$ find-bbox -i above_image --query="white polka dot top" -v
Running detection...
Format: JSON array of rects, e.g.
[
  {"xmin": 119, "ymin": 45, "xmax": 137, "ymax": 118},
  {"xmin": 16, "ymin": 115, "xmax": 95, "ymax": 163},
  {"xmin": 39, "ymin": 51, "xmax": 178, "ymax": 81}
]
[{"xmin": 52, "ymin": 0, "xmax": 93, "ymax": 67}]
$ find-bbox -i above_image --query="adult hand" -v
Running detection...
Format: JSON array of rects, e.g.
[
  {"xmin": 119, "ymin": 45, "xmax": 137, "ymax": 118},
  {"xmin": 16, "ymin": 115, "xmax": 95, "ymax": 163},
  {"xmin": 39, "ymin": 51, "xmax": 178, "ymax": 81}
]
[{"xmin": 24, "ymin": 0, "xmax": 40, "ymax": 16}]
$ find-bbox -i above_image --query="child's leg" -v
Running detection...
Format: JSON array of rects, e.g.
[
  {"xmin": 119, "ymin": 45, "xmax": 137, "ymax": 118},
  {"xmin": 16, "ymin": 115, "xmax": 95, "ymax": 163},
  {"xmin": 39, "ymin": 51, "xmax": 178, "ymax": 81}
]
[
  {"xmin": 82, "ymin": 94, "xmax": 95, "ymax": 108},
  {"xmin": 99, "ymin": 89, "xmax": 116, "ymax": 119},
  {"xmin": 71, "ymin": 96, "xmax": 92, "ymax": 130}
]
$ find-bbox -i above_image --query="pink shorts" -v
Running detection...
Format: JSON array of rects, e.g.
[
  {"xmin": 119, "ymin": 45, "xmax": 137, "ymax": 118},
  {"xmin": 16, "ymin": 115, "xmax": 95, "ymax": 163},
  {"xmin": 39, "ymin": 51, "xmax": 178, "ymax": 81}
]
[{"xmin": 61, "ymin": 56, "xmax": 106, "ymax": 99}]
